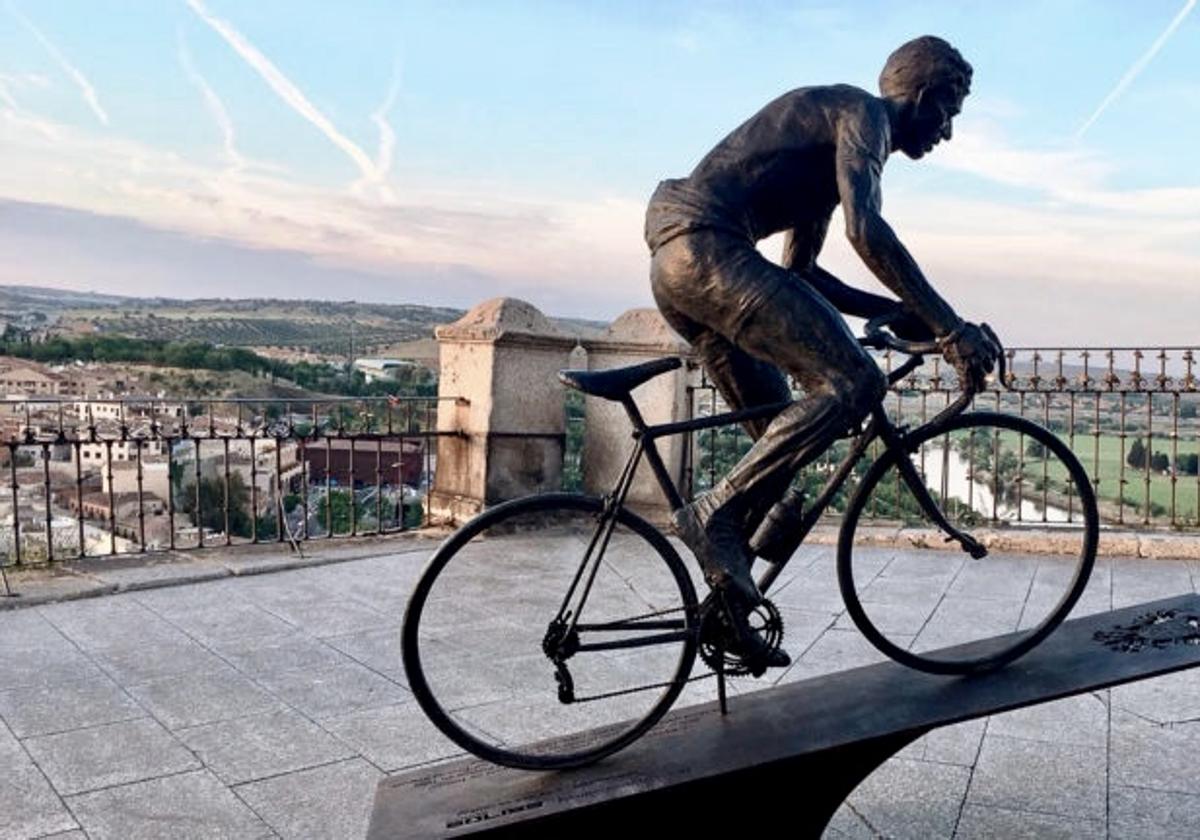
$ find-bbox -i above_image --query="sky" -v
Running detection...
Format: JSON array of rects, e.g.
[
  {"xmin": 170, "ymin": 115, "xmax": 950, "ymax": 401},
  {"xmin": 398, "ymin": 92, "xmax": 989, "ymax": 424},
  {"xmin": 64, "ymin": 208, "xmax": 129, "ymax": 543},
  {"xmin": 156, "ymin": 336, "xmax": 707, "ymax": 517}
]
[{"xmin": 0, "ymin": 0, "xmax": 1197, "ymax": 344}]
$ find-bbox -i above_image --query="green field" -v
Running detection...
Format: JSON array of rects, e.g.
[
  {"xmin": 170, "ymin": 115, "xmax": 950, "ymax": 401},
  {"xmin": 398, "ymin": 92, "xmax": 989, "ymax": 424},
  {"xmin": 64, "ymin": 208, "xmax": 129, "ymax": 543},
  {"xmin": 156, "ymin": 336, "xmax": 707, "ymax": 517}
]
[{"xmin": 1007, "ymin": 430, "xmax": 1200, "ymax": 525}]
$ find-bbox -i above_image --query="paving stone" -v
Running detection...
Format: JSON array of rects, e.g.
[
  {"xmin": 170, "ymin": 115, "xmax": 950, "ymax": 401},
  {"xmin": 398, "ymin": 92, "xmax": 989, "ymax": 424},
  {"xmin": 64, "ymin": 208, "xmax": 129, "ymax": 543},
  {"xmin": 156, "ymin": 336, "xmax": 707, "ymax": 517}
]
[
  {"xmin": 967, "ymin": 734, "xmax": 1106, "ymax": 819},
  {"xmin": 322, "ymin": 702, "xmax": 463, "ymax": 771},
  {"xmin": 842, "ymin": 757, "xmax": 970, "ymax": 839},
  {"xmin": 126, "ymin": 667, "xmax": 281, "ymax": 730},
  {"xmin": 956, "ymin": 803, "xmax": 1105, "ymax": 839},
  {"xmin": 0, "ymin": 722, "xmax": 78, "ymax": 839},
  {"xmin": 236, "ymin": 758, "xmax": 381, "ymax": 840},
  {"xmin": 68, "ymin": 769, "xmax": 272, "ymax": 840},
  {"xmin": 1109, "ymin": 783, "xmax": 1200, "ymax": 839},
  {"xmin": 1110, "ymin": 709, "xmax": 1200, "ymax": 795},
  {"xmin": 0, "ymin": 641, "xmax": 104, "ymax": 692},
  {"xmin": 0, "ymin": 676, "xmax": 143, "ymax": 738},
  {"xmin": 177, "ymin": 708, "xmax": 354, "ymax": 785},
  {"xmin": 90, "ymin": 637, "xmax": 227, "ymax": 684},
  {"xmin": 260, "ymin": 598, "xmax": 393, "ymax": 638},
  {"xmin": 256, "ymin": 661, "xmax": 407, "ymax": 719},
  {"xmin": 1111, "ymin": 666, "xmax": 1200, "ymax": 724},
  {"xmin": 909, "ymin": 718, "xmax": 986, "ymax": 766},
  {"xmin": 323, "ymin": 628, "xmax": 406, "ymax": 683},
  {"xmin": 215, "ymin": 633, "xmax": 351, "ymax": 677},
  {"xmin": 783, "ymin": 627, "xmax": 900, "ymax": 681},
  {"xmin": 24, "ymin": 717, "xmax": 199, "ymax": 795},
  {"xmin": 987, "ymin": 692, "xmax": 1108, "ymax": 748},
  {"xmin": 38, "ymin": 597, "xmax": 186, "ymax": 650},
  {"xmin": 1111, "ymin": 557, "xmax": 1194, "ymax": 609},
  {"xmin": 164, "ymin": 602, "xmax": 299, "ymax": 645}
]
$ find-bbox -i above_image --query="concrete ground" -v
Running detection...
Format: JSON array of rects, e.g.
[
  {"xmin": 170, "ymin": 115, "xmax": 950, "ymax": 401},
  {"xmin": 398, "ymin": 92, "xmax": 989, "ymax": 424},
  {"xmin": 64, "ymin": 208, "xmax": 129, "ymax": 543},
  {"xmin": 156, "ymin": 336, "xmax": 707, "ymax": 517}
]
[{"xmin": 1, "ymin": 533, "xmax": 1199, "ymax": 839}]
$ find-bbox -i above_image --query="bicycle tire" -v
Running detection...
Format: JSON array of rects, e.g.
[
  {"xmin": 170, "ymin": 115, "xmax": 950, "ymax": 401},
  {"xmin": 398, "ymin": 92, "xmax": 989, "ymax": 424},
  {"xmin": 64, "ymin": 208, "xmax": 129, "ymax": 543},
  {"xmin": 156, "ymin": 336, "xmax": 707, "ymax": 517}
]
[
  {"xmin": 402, "ymin": 493, "xmax": 700, "ymax": 770},
  {"xmin": 837, "ymin": 411, "xmax": 1099, "ymax": 675}
]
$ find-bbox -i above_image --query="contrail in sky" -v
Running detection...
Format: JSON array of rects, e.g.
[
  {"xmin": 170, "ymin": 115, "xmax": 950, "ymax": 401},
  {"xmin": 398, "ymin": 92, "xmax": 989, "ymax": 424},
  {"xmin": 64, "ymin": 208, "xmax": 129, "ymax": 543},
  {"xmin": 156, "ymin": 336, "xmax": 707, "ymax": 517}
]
[
  {"xmin": 178, "ymin": 35, "xmax": 245, "ymax": 171},
  {"xmin": 185, "ymin": 0, "xmax": 381, "ymax": 183},
  {"xmin": 372, "ymin": 60, "xmax": 402, "ymax": 179},
  {"xmin": 1076, "ymin": 0, "xmax": 1196, "ymax": 139},
  {"xmin": 351, "ymin": 58, "xmax": 402, "ymax": 198},
  {"xmin": 6, "ymin": 1, "xmax": 109, "ymax": 125}
]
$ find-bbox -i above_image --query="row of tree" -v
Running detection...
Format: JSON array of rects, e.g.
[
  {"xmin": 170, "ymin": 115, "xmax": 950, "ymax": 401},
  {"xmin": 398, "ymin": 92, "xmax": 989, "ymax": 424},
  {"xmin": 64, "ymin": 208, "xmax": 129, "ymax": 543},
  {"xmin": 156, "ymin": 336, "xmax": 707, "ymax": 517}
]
[
  {"xmin": 0, "ymin": 327, "xmax": 435, "ymax": 398},
  {"xmin": 1126, "ymin": 439, "xmax": 1200, "ymax": 475}
]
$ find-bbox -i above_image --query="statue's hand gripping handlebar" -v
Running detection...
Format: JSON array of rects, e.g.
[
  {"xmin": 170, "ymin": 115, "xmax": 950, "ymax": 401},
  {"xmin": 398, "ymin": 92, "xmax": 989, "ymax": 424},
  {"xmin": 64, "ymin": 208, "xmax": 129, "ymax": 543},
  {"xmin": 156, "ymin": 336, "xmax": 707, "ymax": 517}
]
[{"xmin": 860, "ymin": 312, "xmax": 1008, "ymax": 400}]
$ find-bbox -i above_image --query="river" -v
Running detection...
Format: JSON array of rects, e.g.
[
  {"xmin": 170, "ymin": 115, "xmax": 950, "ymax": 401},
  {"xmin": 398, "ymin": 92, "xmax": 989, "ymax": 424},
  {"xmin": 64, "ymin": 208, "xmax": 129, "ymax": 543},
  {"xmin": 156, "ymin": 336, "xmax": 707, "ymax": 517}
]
[{"xmin": 917, "ymin": 442, "xmax": 1072, "ymax": 524}]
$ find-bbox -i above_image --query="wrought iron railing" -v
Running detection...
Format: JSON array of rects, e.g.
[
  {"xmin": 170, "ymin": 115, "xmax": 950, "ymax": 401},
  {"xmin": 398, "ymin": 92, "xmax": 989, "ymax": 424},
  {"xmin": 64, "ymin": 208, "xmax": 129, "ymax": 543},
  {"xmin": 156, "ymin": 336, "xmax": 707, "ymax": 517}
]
[
  {"xmin": 2, "ymin": 395, "xmax": 455, "ymax": 565},
  {"xmin": 685, "ymin": 346, "xmax": 1200, "ymax": 530}
]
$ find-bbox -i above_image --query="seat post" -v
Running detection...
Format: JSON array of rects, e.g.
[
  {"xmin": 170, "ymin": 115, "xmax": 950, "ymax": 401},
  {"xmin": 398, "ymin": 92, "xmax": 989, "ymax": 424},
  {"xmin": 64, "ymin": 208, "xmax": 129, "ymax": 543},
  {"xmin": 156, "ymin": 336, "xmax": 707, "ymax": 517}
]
[{"xmin": 622, "ymin": 397, "xmax": 686, "ymax": 511}]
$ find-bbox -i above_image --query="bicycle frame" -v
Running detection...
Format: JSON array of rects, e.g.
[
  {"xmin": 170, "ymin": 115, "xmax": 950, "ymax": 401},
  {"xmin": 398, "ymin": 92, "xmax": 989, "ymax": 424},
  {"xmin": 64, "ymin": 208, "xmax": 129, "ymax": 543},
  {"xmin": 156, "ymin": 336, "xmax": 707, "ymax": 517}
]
[{"xmin": 596, "ymin": 352, "xmax": 981, "ymax": 592}]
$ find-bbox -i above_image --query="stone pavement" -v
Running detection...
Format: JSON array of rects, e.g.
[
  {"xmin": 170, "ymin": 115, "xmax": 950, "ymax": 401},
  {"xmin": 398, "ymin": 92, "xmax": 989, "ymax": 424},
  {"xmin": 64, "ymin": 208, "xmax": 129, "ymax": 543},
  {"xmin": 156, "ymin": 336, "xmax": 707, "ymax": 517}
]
[{"xmin": 1, "ymin": 535, "xmax": 1199, "ymax": 838}]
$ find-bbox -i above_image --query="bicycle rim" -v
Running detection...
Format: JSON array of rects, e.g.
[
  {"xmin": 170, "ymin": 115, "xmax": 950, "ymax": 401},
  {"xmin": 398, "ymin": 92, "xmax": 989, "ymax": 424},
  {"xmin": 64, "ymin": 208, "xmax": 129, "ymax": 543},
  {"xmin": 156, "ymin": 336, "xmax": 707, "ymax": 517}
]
[
  {"xmin": 838, "ymin": 412, "xmax": 1099, "ymax": 674},
  {"xmin": 402, "ymin": 494, "xmax": 699, "ymax": 769}
]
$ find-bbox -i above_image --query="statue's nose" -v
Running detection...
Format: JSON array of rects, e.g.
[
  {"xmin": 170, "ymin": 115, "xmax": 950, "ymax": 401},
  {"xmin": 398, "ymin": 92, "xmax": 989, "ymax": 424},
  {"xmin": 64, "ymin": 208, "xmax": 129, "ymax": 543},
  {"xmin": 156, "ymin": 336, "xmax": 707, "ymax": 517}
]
[{"xmin": 941, "ymin": 122, "xmax": 953, "ymax": 141}]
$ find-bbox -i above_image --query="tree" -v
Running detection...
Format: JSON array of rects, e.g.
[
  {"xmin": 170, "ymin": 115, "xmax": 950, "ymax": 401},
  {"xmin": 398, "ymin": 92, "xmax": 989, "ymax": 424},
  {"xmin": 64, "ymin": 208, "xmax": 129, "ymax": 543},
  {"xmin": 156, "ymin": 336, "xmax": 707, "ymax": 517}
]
[
  {"xmin": 318, "ymin": 489, "xmax": 364, "ymax": 535},
  {"xmin": 183, "ymin": 473, "xmax": 253, "ymax": 537},
  {"xmin": 1150, "ymin": 451, "xmax": 1170, "ymax": 473},
  {"xmin": 1127, "ymin": 438, "xmax": 1147, "ymax": 469},
  {"xmin": 1177, "ymin": 453, "xmax": 1199, "ymax": 476}
]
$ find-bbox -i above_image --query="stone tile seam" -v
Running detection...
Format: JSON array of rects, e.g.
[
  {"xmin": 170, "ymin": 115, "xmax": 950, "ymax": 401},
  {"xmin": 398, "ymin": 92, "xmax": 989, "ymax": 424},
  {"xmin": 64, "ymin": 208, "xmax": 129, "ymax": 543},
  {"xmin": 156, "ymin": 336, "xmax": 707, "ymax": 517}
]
[
  {"xmin": 1114, "ymin": 781, "xmax": 1200, "ymax": 798},
  {"xmin": 2, "ymin": 715, "xmax": 84, "ymax": 837},
  {"xmin": 252, "ymin": 602, "xmax": 411, "ymax": 693},
  {"xmin": 228, "ymin": 755, "xmax": 370, "ymax": 792},
  {"xmin": 1110, "ymin": 703, "xmax": 1200, "ymax": 729},
  {"xmin": 841, "ymin": 799, "xmax": 885, "ymax": 839},
  {"xmin": 43, "ymin": 754, "xmax": 205, "ymax": 799},
  {"xmin": 950, "ymin": 714, "xmax": 992, "ymax": 838},
  {"xmin": 18, "ymin": 714, "xmax": 165, "ymax": 743}
]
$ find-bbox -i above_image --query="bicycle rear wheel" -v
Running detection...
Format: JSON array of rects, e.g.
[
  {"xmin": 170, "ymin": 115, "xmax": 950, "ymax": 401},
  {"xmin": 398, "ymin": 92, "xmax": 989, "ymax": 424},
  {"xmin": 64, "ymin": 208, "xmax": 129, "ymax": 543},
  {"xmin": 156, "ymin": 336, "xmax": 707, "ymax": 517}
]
[
  {"xmin": 402, "ymin": 493, "xmax": 699, "ymax": 770},
  {"xmin": 838, "ymin": 412, "xmax": 1099, "ymax": 674}
]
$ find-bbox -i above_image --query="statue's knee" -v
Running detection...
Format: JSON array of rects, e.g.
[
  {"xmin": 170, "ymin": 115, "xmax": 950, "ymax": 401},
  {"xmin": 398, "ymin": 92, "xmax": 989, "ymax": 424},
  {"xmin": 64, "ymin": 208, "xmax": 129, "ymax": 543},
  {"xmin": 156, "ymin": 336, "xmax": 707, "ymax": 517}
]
[{"xmin": 835, "ymin": 363, "xmax": 887, "ymax": 415}]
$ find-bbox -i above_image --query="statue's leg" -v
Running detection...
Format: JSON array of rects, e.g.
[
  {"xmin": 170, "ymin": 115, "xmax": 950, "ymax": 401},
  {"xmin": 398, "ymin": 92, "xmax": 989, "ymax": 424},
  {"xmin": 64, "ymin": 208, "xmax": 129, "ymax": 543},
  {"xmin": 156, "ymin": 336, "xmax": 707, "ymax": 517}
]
[
  {"xmin": 668, "ymin": 244, "xmax": 887, "ymax": 541},
  {"xmin": 651, "ymin": 233, "xmax": 881, "ymax": 671}
]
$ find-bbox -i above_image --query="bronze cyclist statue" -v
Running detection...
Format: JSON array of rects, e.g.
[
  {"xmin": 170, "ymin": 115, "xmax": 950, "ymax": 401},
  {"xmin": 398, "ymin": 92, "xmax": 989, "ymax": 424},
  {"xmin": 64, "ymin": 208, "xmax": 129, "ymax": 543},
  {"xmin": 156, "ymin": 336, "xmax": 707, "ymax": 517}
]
[{"xmin": 646, "ymin": 35, "xmax": 1002, "ymax": 674}]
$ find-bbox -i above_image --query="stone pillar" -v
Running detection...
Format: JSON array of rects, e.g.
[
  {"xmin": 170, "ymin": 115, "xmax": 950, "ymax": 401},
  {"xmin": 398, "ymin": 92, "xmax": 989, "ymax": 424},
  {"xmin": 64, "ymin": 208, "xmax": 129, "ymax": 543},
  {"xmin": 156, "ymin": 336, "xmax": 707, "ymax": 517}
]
[
  {"xmin": 429, "ymin": 298, "xmax": 577, "ymax": 523},
  {"xmin": 582, "ymin": 309, "xmax": 692, "ymax": 524}
]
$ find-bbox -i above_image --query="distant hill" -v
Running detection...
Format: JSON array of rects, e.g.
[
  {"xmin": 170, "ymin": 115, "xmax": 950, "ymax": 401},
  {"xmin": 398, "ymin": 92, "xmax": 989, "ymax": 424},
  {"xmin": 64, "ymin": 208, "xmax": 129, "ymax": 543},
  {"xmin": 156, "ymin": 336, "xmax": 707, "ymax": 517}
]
[{"xmin": 0, "ymin": 285, "xmax": 607, "ymax": 355}]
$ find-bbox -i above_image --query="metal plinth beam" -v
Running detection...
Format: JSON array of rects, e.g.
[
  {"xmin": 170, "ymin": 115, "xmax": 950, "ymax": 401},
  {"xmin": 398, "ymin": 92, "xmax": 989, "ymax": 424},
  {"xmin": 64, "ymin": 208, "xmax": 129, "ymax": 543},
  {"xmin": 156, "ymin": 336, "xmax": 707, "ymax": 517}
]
[{"xmin": 371, "ymin": 593, "xmax": 1200, "ymax": 838}]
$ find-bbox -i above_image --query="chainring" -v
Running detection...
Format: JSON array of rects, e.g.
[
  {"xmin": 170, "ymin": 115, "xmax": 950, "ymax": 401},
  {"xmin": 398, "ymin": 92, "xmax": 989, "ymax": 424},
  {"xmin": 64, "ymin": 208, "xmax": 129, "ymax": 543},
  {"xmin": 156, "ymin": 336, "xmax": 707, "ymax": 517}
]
[{"xmin": 698, "ymin": 597, "xmax": 785, "ymax": 677}]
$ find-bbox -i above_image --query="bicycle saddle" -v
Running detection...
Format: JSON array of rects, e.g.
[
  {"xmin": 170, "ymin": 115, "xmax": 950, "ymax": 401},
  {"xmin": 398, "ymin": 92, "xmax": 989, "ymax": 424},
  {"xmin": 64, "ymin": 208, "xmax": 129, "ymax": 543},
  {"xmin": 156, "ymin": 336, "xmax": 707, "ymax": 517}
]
[{"xmin": 558, "ymin": 357, "xmax": 682, "ymax": 401}]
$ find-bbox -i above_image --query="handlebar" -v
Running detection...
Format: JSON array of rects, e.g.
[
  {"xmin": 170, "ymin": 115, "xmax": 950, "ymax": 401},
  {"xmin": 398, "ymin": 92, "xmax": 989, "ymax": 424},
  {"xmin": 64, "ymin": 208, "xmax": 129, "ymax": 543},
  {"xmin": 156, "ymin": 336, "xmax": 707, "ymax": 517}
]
[{"xmin": 859, "ymin": 311, "xmax": 1009, "ymax": 394}]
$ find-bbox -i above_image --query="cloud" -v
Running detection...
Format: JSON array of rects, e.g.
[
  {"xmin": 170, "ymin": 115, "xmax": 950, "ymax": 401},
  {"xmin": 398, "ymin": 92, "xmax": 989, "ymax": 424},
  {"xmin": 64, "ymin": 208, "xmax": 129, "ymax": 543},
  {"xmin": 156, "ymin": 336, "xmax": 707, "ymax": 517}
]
[
  {"xmin": 1076, "ymin": 0, "xmax": 1197, "ymax": 138},
  {"xmin": 185, "ymin": 0, "xmax": 382, "ymax": 186},
  {"xmin": 6, "ymin": 1, "xmax": 109, "ymax": 125}
]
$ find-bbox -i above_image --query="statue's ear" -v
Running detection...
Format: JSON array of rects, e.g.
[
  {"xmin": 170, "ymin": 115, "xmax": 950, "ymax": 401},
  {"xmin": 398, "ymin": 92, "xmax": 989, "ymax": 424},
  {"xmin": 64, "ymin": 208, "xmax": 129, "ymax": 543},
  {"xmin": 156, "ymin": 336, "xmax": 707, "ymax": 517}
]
[{"xmin": 911, "ymin": 84, "xmax": 929, "ymax": 114}]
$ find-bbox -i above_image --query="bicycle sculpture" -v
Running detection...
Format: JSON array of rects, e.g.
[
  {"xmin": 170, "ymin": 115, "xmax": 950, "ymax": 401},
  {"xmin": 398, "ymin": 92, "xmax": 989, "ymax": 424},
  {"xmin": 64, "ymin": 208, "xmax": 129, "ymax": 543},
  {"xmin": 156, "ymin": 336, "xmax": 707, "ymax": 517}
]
[{"xmin": 402, "ymin": 319, "xmax": 1099, "ymax": 770}]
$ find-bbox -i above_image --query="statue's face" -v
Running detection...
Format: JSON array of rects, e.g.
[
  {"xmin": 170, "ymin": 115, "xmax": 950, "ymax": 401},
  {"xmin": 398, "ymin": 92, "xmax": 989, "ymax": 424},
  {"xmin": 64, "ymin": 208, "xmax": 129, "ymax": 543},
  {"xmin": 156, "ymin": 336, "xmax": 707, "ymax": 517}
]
[{"xmin": 897, "ymin": 83, "xmax": 964, "ymax": 160}]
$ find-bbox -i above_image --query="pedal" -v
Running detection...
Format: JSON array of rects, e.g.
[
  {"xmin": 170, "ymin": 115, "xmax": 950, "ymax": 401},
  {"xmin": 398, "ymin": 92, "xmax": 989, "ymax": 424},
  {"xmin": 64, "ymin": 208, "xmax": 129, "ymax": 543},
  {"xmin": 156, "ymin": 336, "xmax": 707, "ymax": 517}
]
[{"xmin": 554, "ymin": 662, "xmax": 575, "ymax": 704}]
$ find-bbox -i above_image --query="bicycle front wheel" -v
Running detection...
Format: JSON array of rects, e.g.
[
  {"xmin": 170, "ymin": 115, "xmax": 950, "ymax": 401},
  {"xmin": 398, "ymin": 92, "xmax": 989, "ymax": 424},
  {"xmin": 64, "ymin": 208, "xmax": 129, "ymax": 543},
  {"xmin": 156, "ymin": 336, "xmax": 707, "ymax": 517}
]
[
  {"xmin": 402, "ymin": 493, "xmax": 699, "ymax": 770},
  {"xmin": 838, "ymin": 411, "xmax": 1098, "ymax": 674}
]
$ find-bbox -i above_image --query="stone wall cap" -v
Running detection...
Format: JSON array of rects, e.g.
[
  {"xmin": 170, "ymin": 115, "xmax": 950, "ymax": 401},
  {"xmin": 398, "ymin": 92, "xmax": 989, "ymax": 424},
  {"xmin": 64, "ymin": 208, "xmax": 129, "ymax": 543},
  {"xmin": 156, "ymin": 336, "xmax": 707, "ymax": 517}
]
[
  {"xmin": 585, "ymin": 307, "xmax": 690, "ymax": 354},
  {"xmin": 435, "ymin": 297, "xmax": 575, "ymax": 346}
]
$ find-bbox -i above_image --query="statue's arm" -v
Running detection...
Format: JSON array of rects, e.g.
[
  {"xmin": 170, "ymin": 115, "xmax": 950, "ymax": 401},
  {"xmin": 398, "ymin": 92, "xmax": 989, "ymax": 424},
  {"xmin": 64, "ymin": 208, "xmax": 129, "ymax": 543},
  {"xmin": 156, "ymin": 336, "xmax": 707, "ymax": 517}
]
[
  {"xmin": 782, "ymin": 221, "xmax": 924, "ymax": 330},
  {"xmin": 835, "ymin": 120, "xmax": 963, "ymax": 337}
]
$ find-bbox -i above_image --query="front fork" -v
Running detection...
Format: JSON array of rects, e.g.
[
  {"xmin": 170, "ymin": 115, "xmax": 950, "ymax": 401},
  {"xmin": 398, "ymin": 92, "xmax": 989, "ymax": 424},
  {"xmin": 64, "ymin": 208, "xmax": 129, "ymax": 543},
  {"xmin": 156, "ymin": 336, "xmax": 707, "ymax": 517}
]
[{"xmin": 874, "ymin": 411, "xmax": 989, "ymax": 560}]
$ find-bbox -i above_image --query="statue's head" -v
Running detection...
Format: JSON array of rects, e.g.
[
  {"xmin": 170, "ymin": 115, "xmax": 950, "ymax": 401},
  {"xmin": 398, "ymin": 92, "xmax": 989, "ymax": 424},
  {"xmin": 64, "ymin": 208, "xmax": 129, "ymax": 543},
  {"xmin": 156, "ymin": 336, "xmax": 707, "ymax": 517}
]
[{"xmin": 879, "ymin": 36, "xmax": 972, "ymax": 159}]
